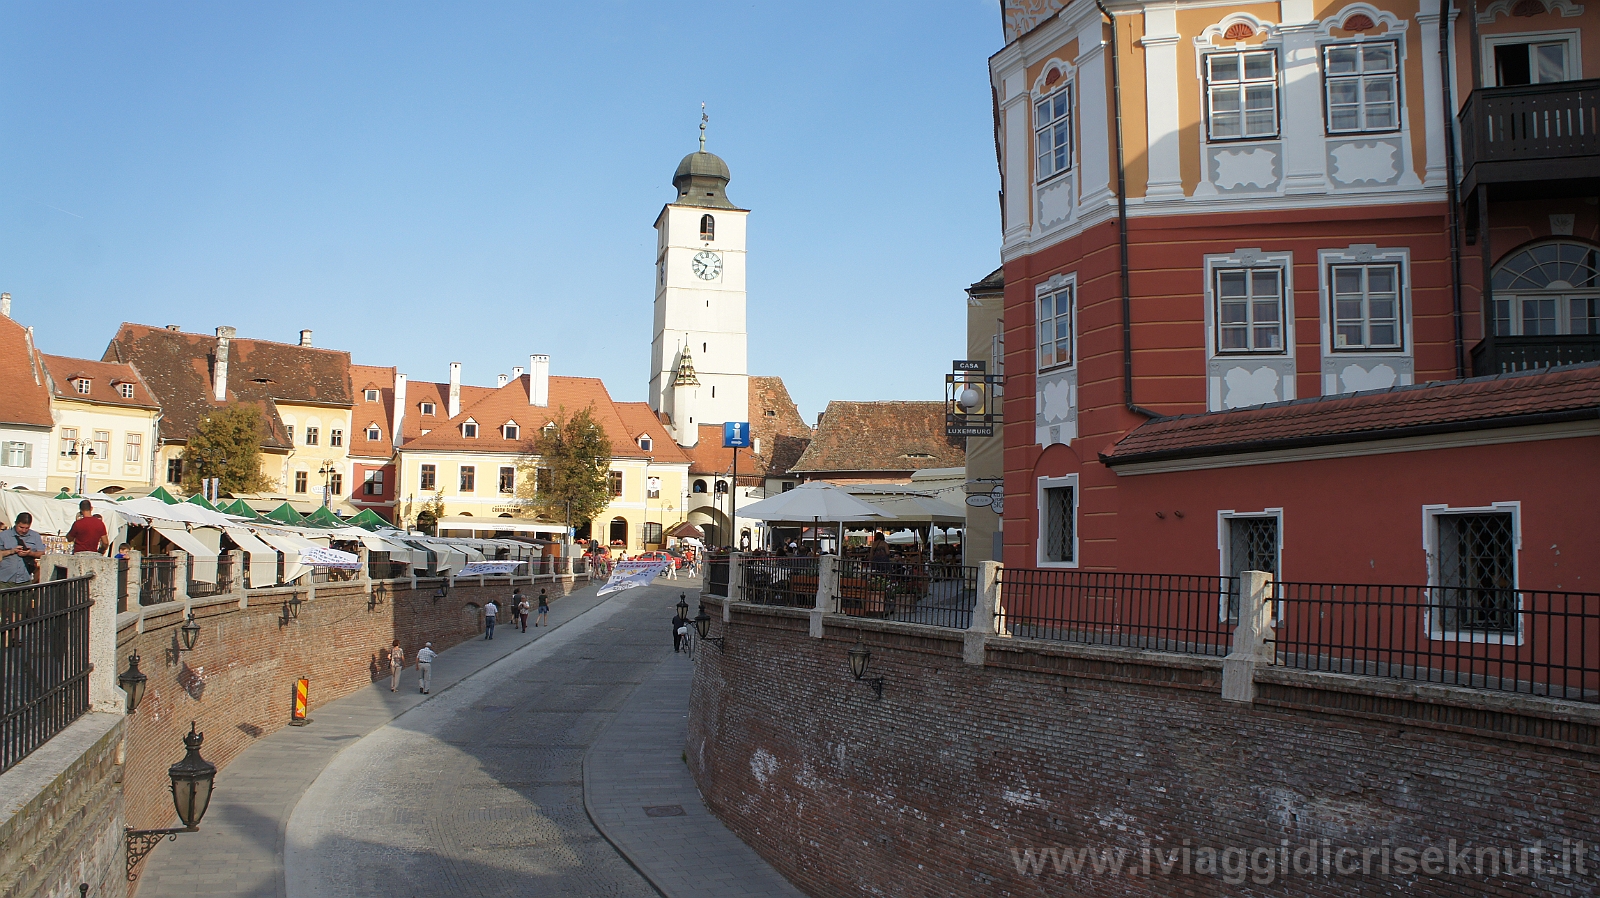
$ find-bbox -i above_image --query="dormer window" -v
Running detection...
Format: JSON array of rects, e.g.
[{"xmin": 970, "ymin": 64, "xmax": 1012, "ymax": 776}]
[
  {"xmin": 117, "ymin": 383, "xmax": 135, "ymax": 399},
  {"xmin": 364, "ymin": 389, "xmax": 380, "ymax": 402},
  {"xmin": 366, "ymin": 424, "xmax": 381, "ymax": 441},
  {"xmin": 638, "ymin": 435, "xmax": 653, "ymax": 451},
  {"xmin": 462, "ymin": 420, "xmax": 479, "ymax": 438},
  {"xmin": 502, "ymin": 422, "xmax": 520, "ymax": 440},
  {"xmin": 700, "ymin": 214, "xmax": 715, "ymax": 241},
  {"xmin": 542, "ymin": 422, "xmax": 557, "ymax": 435},
  {"xmin": 73, "ymin": 378, "xmax": 91, "ymax": 395},
  {"xmin": 420, "ymin": 402, "xmax": 436, "ymax": 416}
]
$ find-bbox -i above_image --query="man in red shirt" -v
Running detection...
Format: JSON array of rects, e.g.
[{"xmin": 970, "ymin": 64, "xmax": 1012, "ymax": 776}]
[{"xmin": 67, "ymin": 500, "xmax": 108, "ymax": 555}]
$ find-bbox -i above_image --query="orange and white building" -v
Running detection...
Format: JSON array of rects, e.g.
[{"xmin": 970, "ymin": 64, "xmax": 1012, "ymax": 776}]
[{"xmin": 989, "ymin": 0, "xmax": 1600, "ymax": 589}]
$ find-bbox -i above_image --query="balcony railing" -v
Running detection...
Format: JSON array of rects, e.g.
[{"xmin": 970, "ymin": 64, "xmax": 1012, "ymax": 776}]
[
  {"xmin": 1471, "ymin": 334, "xmax": 1600, "ymax": 376},
  {"xmin": 1459, "ymin": 79, "xmax": 1600, "ymax": 192}
]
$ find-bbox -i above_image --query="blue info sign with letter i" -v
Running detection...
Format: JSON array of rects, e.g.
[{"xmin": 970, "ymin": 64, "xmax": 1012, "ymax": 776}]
[{"xmin": 723, "ymin": 421, "xmax": 751, "ymax": 448}]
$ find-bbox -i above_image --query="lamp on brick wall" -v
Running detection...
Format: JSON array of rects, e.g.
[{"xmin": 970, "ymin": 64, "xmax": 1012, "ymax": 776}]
[
  {"xmin": 124, "ymin": 722, "xmax": 218, "ymax": 880},
  {"xmin": 847, "ymin": 636, "xmax": 884, "ymax": 699},
  {"xmin": 693, "ymin": 608, "xmax": 725, "ymax": 652},
  {"xmin": 178, "ymin": 610, "xmax": 201, "ymax": 651},
  {"xmin": 119, "ymin": 651, "xmax": 148, "ymax": 713}
]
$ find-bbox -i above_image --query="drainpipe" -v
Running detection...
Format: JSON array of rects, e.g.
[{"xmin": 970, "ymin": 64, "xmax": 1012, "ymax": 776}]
[
  {"xmin": 1096, "ymin": 0, "xmax": 1162, "ymax": 419},
  {"xmin": 1441, "ymin": 0, "xmax": 1466, "ymax": 378}
]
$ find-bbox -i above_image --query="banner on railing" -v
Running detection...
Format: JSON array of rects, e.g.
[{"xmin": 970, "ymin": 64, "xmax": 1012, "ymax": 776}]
[
  {"xmin": 598, "ymin": 559, "xmax": 671, "ymax": 596},
  {"xmin": 459, "ymin": 561, "xmax": 526, "ymax": 576}
]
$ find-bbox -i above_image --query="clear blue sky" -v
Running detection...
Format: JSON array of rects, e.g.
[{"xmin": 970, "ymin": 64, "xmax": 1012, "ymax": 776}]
[{"xmin": 1, "ymin": 1, "xmax": 1002, "ymax": 421}]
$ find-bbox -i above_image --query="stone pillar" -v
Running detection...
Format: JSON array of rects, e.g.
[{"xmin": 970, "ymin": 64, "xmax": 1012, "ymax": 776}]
[
  {"xmin": 811, "ymin": 555, "xmax": 839, "ymax": 638},
  {"xmin": 125, "ymin": 549, "xmax": 143, "ymax": 609},
  {"xmin": 1222, "ymin": 570, "xmax": 1276, "ymax": 703},
  {"xmin": 357, "ymin": 546, "xmax": 371, "ymax": 582},
  {"xmin": 964, "ymin": 561, "xmax": 1003, "ymax": 666},
  {"xmin": 172, "ymin": 550, "xmax": 189, "ymax": 604},
  {"xmin": 726, "ymin": 553, "xmax": 747, "ymax": 622},
  {"xmin": 49, "ymin": 554, "xmax": 123, "ymax": 714}
]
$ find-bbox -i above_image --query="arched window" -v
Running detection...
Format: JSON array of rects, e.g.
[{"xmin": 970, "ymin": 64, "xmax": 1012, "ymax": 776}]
[
  {"xmin": 714, "ymin": 480, "xmax": 729, "ymax": 493},
  {"xmin": 1491, "ymin": 241, "xmax": 1600, "ymax": 336},
  {"xmin": 700, "ymin": 214, "xmax": 715, "ymax": 241},
  {"xmin": 693, "ymin": 479, "xmax": 708, "ymax": 493}
]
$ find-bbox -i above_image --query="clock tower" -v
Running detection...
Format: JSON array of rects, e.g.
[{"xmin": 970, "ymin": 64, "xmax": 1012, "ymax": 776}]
[{"xmin": 649, "ymin": 133, "xmax": 749, "ymax": 447}]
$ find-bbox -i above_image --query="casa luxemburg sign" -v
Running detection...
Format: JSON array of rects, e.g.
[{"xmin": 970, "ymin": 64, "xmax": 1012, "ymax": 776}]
[{"xmin": 946, "ymin": 360, "xmax": 1003, "ymax": 438}]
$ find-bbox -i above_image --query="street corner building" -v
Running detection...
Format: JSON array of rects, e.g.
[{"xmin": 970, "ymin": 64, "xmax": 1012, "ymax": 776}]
[{"xmin": 988, "ymin": 0, "xmax": 1600, "ymax": 595}]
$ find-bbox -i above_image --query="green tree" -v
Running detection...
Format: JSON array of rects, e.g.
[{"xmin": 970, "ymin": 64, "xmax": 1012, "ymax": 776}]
[
  {"xmin": 515, "ymin": 406, "xmax": 613, "ymax": 537},
  {"xmin": 180, "ymin": 403, "xmax": 273, "ymax": 495},
  {"xmin": 414, "ymin": 491, "xmax": 445, "ymax": 536}
]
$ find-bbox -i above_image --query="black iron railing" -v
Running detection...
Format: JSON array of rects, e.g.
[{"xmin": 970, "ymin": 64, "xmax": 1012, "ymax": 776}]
[
  {"xmin": 743, "ymin": 557, "xmax": 820, "ymax": 608},
  {"xmin": 838, "ymin": 558, "xmax": 979, "ymax": 629},
  {"xmin": 1271, "ymin": 581, "xmax": 1600, "ymax": 702},
  {"xmin": 368, "ymin": 560, "xmax": 409, "ymax": 580},
  {"xmin": 0, "ymin": 576, "xmax": 93, "ymax": 774},
  {"xmin": 116, "ymin": 557, "xmax": 129, "ymax": 613},
  {"xmin": 997, "ymin": 569, "xmax": 1238, "ymax": 656},
  {"xmin": 1470, "ymin": 334, "xmax": 1600, "ymax": 376},
  {"xmin": 706, "ymin": 554, "xmax": 730, "ymax": 598},
  {"xmin": 187, "ymin": 554, "xmax": 235, "ymax": 598},
  {"xmin": 139, "ymin": 556, "xmax": 177, "ymax": 606}
]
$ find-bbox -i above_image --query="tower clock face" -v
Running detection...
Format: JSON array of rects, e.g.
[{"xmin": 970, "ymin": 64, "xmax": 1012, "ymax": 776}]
[{"xmin": 692, "ymin": 251, "xmax": 723, "ymax": 280}]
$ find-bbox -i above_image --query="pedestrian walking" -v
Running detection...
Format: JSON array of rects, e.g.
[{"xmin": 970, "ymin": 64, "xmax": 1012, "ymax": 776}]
[
  {"xmin": 665, "ymin": 555, "xmax": 678, "ymax": 580},
  {"xmin": 0, "ymin": 513, "xmax": 47, "ymax": 585},
  {"xmin": 483, "ymin": 600, "xmax": 498, "ymax": 639},
  {"xmin": 535, "ymin": 589, "xmax": 549, "ymax": 627},
  {"xmin": 67, "ymin": 500, "xmax": 108, "ymax": 555},
  {"xmin": 671, "ymin": 605, "xmax": 688, "ymax": 653},
  {"xmin": 416, "ymin": 642, "xmax": 436, "ymax": 693},
  {"xmin": 388, "ymin": 640, "xmax": 405, "ymax": 691},
  {"xmin": 517, "ymin": 591, "xmax": 530, "ymax": 632}
]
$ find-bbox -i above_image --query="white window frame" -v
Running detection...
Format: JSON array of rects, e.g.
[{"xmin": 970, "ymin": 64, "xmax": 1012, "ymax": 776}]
[
  {"xmin": 1217, "ymin": 508, "xmax": 1284, "ymax": 623},
  {"xmin": 366, "ymin": 424, "xmax": 381, "ymax": 441},
  {"xmin": 638, "ymin": 435, "xmax": 653, "ymax": 451},
  {"xmin": 364, "ymin": 389, "xmax": 380, "ymax": 402},
  {"xmin": 503, "ymin": 423, "xmax": 520, "ymax": 440},
  {"xmin": 330, "ymin": 428, "xmax": 343, "ymax": 447},
  {"xmin": 1319, "ymin": 246, "xmax": 1412, "ymax": 354},
  {"xmin": 92, "ymin": 430, "xmax": 109, "ymax": 459},
  {"xmin": 117, "ymin": 382, "xmax": 136, "ymax": 399},
  {"xmin": 125, "ymin": 433, "xmax": 142, "ymax": 463},
  {"xmin": 1035, "ymin": 474, "xmax": 1080, "ymax": 569},
  {"xmin": 462, "ymin": 420, "xmax": 478, "ymax": 438},
  {"xmin": 3, "ymin": 441, "xmax": 31, "ymax": 468},
  {"xmin": 363, "ymin": 469, "xmax": 385, "ymax": 496},
  {"xmin": 1033, "ymin": 83, "xmax": 1073, "ymax": 183},
  {"xmin": 1204, "ymin": 49, "xmax": 1280, "ymax": 141},
  {"xmin": 1481, "ymin": 30, "xmax": 1581, "ymax": 87},
  {"xmin": 1203, "ymin": 250, "xmax": 1296, "ymax": 357},
  {"xmin": 498, "ymin": 466, "xmax": 515, "ymax": 494},
  {"xmin": 1036, "ymin": 278, "xmax": 1077, "ymax": 372},
  {"xmin": 73, "ymin": 378, "xmax": 91, "ymax": 395},
  {"xmin": 304, "ymin": 426, "xmax": 319, "ymax": 446},
  {"xmin": 420, "ymin": 402, "xmax": 436, "ymax": 416},
  {"xmin": 1321, "ymin": 39, "xmax": 1401, "ymax": 135},
  {"xmin": 1422, "ymin": 501, "xmax": 1523, "ymax": 644}
]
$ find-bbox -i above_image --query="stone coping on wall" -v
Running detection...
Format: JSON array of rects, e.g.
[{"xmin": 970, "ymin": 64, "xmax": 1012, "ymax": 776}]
[
  {"xmin": 707, "ymin": 595, "xmax": 1600, "ymax": 755},
  {"xmin": 0, "ymin": 712, "xmax": 124, "ymax": 889}
]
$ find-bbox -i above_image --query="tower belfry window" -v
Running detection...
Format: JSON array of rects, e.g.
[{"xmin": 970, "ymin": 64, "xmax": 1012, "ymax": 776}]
[{"xmin": 700, "ymin": 214, "xmax": 715, "ymax": 241}]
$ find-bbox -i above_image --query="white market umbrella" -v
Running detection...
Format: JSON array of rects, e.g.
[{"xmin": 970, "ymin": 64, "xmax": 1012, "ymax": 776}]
[{"xmin": 736, "ymin": 482, "xmax": 890, "ymax": 523}]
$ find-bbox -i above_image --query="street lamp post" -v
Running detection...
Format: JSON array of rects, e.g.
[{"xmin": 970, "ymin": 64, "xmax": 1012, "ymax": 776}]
[
  {"xmin": 318, "ymin": 462, "xmax": 336, "ymax": 508},
  {"xmin": 63, "ymin": 444, "xmax": 96, "ymax": 495}
]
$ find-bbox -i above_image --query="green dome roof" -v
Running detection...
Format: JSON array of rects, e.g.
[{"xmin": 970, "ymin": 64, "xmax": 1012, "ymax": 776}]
[
  {"xmin": 674, "ymin": 151, "xmax": 730, "ymax": 183},
  {"xmin": 671, "ymin": 151, "xmax": 737, "ymax": 209}
]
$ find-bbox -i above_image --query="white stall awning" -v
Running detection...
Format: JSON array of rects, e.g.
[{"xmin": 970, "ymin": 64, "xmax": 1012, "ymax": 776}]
[
  {"xmin": 153, "ymin": 524, "xmax": 219, "ymax": 583},
  {"xmin": 223, "ymin": 527, "xmax": 280, "ymax": 588}
]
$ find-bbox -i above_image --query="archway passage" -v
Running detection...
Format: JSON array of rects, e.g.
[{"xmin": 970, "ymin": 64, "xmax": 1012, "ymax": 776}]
[{"xmin": 609, "ymin": 517, "xmax": 628, "ymax": 547}]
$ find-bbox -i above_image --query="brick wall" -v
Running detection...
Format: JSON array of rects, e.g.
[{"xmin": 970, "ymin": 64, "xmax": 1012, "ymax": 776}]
[
  {"xmin": 688, "ymin": 599, "xmax": 1600, "ymax": 897},
  {"xmin": 116, "ymin": 575, "xmax": 585, "ymax": 864},
  {"xmin": 0, "ymin": 715, "xmax": 126, "ymax": 898}
]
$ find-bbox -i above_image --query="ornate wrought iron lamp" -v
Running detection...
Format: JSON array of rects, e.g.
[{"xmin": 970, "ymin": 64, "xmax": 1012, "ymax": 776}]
[
  {"xmin": 125, "ymin": 722, "xmax": 217, "ymax": 880},
  {"xmin": 178, "ymin": 610, "xmax": 201, "ymax": 652},
  {"xmin": 693, "ymin": 608, "xmax": 725, "ymax": 652},
  {"xmin": 118, "ymin": 651, "xmax": 148, "ymax": 713},
  {"xmin": 847, "ymin": 636, "xmax": 884, "ymax": 699}
]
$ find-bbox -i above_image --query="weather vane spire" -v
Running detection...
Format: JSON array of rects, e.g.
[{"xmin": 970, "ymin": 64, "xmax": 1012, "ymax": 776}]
[{"xmin": 699, "ymin": 103, "xmax": 708, "ymax": 152}]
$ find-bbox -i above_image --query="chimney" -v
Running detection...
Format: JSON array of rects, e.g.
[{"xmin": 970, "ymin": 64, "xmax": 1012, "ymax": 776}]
[
  {"xmin": 496, "ymin": 374, "xmax": 508, "ymax": 388},
  {"xmin": 0, "ymin": 293, "xmax": 10, "ymax": 318},
  {"xmin": 393, "ymin": 374, "xmax": 408, "ymax": 447},
  {"xmin": 528, "ymin": 355, "xmax": 549, "ymax": 407},
  {"xmin": 214, "ymin": 326, "xmax": 236, "ymax": 402},
  {"xmin": 448, "ymin": 362, "xmax": 462, "ymax": 418},
  {"xmin": 512, "ymin": 366, "xmax": 524, "ymax": 379},
  {"xmin": 299, "ymin": 329, "xmax": 313, "ymax": 347}
]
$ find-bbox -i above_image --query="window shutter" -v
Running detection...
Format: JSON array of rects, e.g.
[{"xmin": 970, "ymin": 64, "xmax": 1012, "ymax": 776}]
[{"xmin": 21, "ymin": 442, "xmax": 32, "ymax": 468}]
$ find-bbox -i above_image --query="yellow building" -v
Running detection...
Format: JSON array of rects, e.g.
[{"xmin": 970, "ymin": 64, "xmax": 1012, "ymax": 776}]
[
  {"xmin": 41, "ymin": 355, "xmax": 161, "ymax": 494},
  {"xmin": 395, "ymin": 358, "xmax": 690, "ymax": 549}
]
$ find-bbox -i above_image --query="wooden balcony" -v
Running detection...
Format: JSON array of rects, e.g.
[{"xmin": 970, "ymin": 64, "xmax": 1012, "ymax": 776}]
[
  {"xmin": 1459, "ymin": 80, "xmax": 1600, "ymax": 200},
  {"xmin": 1471, "ymin": 334, "xmax": 1600, "ymax": 376}
]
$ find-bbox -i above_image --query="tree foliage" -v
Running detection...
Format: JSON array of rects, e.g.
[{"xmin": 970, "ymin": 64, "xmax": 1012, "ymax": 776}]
[
  {"xmin": 515, "ymin": 406, "xmax": 613, "ymax": 532},
  {"xmin": 180, "ymin": 403, "xmax": 273, "ymax": 495},
  {"xmin": 413, "ymin": 491, "xmax": 445, "ymax": 536}
]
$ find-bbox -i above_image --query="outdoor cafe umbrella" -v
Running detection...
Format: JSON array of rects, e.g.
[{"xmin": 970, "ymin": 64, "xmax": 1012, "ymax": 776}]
[{"xmin": 735, "ymin": 482, "xmax": 889, "ymax": 553}]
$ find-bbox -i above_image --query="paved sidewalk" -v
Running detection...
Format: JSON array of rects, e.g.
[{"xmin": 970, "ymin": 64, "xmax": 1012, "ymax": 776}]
[
  {"xmin": 133, "ymin": 582, "xmax": 613, "ymax": 898},
  {"xmin": 584, "ymin": 652, "xmax": 807, "ymax": 898}
]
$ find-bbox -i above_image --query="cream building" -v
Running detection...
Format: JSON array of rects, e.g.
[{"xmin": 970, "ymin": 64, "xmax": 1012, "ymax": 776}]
[{"xmin": 40, "ymin": 355, "xmax": 161, "ymax": 494}]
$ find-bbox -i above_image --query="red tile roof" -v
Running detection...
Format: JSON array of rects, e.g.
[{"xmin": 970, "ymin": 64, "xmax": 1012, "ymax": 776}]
[
  {"xmin": 399, "ymin": 374, "xmax": 687, "ymax": 462},
  {"xmin": 41, "ymin": 355, "xmax": 159, "ymax": 409},
  {"xmin": 614, "ymin": 402, "xmax": 693, "ymax": 465},
  {"xmin": 102, "ymin": 323, "xmax": 353, "ymax": 448},
  {"xmin": 789, "ymin": 401, "xmax": 965, "ymax": 475},
  {"xmin": 1102, "ymin": 363, "xmax": 1600, "ymax": 466},
  {"xmin": 683, "ymin": 376, "xmax": 813, "ymax": 481},
  {"xmin": 0, "ymin": 316, "xmax": 53, "ymax": 428},
  {"xmin": 349, "ymin": 364, "xmax": 396, "ymax": 460}
]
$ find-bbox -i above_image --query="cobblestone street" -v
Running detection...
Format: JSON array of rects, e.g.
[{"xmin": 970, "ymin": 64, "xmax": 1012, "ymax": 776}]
[{"xmin": 282, "ymin": 585, "xmax": 682, "ymax": 898}]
